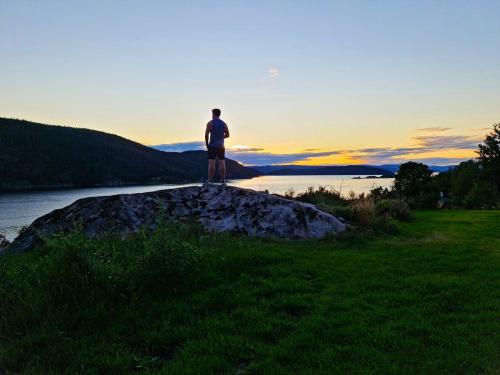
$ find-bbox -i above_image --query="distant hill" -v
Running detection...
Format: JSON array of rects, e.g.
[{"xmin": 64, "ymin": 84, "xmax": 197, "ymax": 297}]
[
  {"xmin": 377, "ymin": 164, "xmax": 456, "ymax": 173},
  {"xmin": 252, "ymin": 165, "xmax": 395, "ymax": 176},
  {"xmin": 0, "ymin": 118, "xmax": 259, "ymax": 191},
  {"xmin": 253, "ymin": 164, "xmax": 456, "ymax": 175}
]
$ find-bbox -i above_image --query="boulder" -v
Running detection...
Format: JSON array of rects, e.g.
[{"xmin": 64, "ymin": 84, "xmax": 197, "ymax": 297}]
[{"xmin": 4, "ymin": 185, "xmax": 346, "ymax": 253}]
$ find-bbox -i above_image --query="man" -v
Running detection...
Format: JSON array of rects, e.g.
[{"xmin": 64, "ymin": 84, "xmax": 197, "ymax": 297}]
[{"xmin": 205, "ymin": 108, "xmax": 230, "ymax": 183}]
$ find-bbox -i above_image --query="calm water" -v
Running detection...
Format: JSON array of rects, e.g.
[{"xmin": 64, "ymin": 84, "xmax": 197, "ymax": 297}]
[{"xmin": 0, "ymin": 175, "xmax": 393, "ymax": 241}]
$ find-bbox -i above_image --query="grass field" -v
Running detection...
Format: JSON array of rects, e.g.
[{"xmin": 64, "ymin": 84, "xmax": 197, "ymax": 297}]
[{"xmin": 1, "ymin": 210, "xmax": 499, "ymax": 374}]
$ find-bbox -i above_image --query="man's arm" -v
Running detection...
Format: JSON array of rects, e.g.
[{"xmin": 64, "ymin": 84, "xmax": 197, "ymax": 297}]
[
  {"xmin": 205, "ymin": 122, "xmax": 212, "ymax": 147},
  {"xmin": 224, "ymin": 123, "xmax": 230, "ymax": 139}
]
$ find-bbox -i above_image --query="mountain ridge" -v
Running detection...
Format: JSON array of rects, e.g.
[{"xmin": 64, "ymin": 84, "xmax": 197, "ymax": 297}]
[
  {"xmin": 251, "ymin": 164, "xmax": 455, "ymax": 175},
  {"xmin": 0, "ymin": 118, "xmax": 258, "ymax": 192},
  {"xmin": 251, "ymin": 164, "xmax": 394, "ymax": 176}
]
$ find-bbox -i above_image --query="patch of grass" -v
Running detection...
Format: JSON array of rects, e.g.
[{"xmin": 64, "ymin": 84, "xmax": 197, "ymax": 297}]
[{"xmin": 1, "ymin": 211, "xmax": 499, "ymax": 374}]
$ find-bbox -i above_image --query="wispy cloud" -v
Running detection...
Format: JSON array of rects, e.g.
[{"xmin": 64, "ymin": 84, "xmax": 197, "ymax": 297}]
[
  {"xmin": 151, "ymin": 132, "xmax": 481, "ymax": 166},
  {"xmin": 230, "ymin": 146, "xmax": 264, "ymax": 152},
  {"xmin": 268, "ymin": 67, "xmax": 279, "ymax": 78},
  {"xmin": 153, "ymin": 141, "xmax": 205, "ymax": 152},
  {"xmin": 412, "ymin": 134, "xmax": 481, "ymax": 149},
  {"xmin": 225, "ymin": 150, "xmax": 342, "ymax": 165},
  {"xmin": 395, "ymin": 157, "xmax": 472, "ymax": 165},
  {"xmin": 416, "ymin": 127, "xmax": 452, "ymax": 132},
  {"xmin": 151, "ymin": 141, "xmax": 342, "ymax": 165}
]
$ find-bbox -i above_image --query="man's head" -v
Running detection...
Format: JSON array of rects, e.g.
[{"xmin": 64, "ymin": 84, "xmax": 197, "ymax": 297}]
[{"xmin": 212, "ymin": 108, "xmax": 221, "ymax": 118}]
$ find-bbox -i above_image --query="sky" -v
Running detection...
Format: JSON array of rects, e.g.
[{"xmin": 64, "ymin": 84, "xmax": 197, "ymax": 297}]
[{"xmin": 1, "ymin": 0, "xmax": 499, "ymax": 165}]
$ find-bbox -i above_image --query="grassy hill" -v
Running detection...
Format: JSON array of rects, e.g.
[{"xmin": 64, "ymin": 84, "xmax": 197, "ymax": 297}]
[
  {"xmin": 0, "ymin": 118, "xmax": 258, "ymax": 191},
  {"xmin": 1, "ymin": 210, "xmax": 498, "ymax": 373}
]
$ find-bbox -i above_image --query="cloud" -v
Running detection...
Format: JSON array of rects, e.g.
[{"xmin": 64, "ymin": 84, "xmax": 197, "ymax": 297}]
[
  {"xmin": 229, "ymin": 146, "xmax": 264, "ymax": 152},
  {"xmin": 268, "ymin": 67, "xmax": 279, "ymax": 78},
  {"xmin": 152, "ymin": 141, "xmax": 205, "ymax": 152},
  {"xmin": 402, "ymin": 157, "xmax": 471, "ymax": 165},
  {"xmin": 225, "ymin": 150, "xmax": 342, "ymax": 165},
  {"xmin": 150, "ymin": 142, "xmax": 342, "ymax": 165},
  {"xmin": 416, "ymin": 127, "xmax": 452, "ymax": 132},
  {"xmin": 150, "ymin": 132, "xmax": 481, "ymax": 166},
  {"xmin": 412, "ymin": 134, "xmax": 481, "ymax": 150}
]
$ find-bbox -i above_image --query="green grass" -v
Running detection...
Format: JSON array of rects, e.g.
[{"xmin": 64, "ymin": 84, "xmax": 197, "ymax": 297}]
[{"xmin": 1, "ymin": 211, "xmax": 499, "ymax": 374}]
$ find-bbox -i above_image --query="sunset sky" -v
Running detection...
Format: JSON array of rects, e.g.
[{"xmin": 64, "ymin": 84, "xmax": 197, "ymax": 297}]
[{"xmin": 1, "ymin": 0, "xmax": 499, "ymax": 165}]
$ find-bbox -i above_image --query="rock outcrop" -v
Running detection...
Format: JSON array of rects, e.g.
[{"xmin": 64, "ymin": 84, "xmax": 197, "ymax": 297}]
[{"xmin": 5, "ymin": 185, "xmax": 346, "ymax": 253}]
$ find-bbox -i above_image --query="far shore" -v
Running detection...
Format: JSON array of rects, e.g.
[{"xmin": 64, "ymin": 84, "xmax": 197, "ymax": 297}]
[{"xmin": 0, "ymin": 173, "xmax": 397, "ymax": 194}]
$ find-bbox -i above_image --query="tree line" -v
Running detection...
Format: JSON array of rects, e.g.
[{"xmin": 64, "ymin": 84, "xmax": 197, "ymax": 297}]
[{"xmin": 371, "ymin": 123, "xmax": 500, "ymax": 209}]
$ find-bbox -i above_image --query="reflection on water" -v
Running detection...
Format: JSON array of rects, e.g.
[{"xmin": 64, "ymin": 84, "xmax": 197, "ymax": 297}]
[
  {"xmin": 232, "ymin": 175, "xmax": 393, "ymax": 196},
  {"xmin": 0, "ymin": 175, "xmax": 393, "ymax": 241}
]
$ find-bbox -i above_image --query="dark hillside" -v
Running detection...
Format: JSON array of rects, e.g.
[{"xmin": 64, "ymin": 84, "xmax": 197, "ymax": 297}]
[{"xmin": 0, "ymin": 118, "xmax": 258, "ymax": 191}]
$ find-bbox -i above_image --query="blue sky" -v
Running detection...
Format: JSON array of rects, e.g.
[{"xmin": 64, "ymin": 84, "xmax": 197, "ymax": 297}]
[{"xmin": 1, "ymin": 0, "xmax": 499, "ymax": 165}]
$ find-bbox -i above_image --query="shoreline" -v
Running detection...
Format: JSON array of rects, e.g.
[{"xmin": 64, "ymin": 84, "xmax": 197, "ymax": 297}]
[{"xmin": 0, "ymin": 173, "xmax": 397, "ymax": 194}]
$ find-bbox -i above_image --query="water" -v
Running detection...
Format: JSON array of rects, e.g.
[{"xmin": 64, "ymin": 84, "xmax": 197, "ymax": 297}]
[{"xmin": 0, "ymin": 175, "xmax": 393, "ymax": 241}]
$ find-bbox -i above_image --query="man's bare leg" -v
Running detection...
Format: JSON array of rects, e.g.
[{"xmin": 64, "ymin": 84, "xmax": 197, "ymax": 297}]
[
  {"xmin": 208, "ymin": 159, "xmax": 216, "ymax": 182},
  {"xmin": 219, "ymin": 159, "xmax": 226, "ymax": 183}
]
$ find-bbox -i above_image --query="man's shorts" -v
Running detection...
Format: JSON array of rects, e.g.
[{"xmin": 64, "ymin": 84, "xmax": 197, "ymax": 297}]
[{"xmin": 207, "ymin": 146, "xmax": 225, "ymax": 160}]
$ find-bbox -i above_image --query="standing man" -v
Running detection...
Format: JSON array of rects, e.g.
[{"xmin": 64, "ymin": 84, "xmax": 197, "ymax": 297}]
[{"xmin": 205, "ymin": 108, "xmax": 230, "ymax": 183}]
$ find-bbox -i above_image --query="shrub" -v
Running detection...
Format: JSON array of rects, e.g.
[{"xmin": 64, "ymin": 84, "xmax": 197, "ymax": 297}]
[
  {"xmin": 291, "ymin": 186, "xmax": 349, "ymax": 218},
  {"xmin": 294, "ymin": 186, "xmax": 345, "ymax": 205},
  {"xmin": 284, "ymin": 187, "xmax": 296, "ymax": 198},
  {"xmin": 463, "ymin": 182, "xmax": 499, "ymax": 209},
  {"xmin": 286, "ymin": 186, "xmax": 409, "ymax": 233},
  {"xmin": 368, "ymin": 186, "xmax": 394, "ymax": 201},
  {"xmin": 375, "ymin": 199, "xmax": 411, "ymax": 221},
  {"xmin": 348, "ymin": 198, "xmax": 399, "ymax": 233},
  {"xmin": 350, "ymin": 198, "xmax": 375, "ymax": 226}
]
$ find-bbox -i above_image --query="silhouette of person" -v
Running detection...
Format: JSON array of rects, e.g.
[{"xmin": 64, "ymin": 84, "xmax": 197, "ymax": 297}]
[{"xmin": 205, "ymin": 108, "xmax": 230, "ymax": 183}]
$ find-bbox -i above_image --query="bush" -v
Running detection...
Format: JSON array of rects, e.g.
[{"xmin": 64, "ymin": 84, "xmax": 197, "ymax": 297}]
[
  {"xmin": 348, "ymin": 198, "xmax": 398, "ymax": 233},
  {"xmin": 286, "ymin": 186, "xmax": 409, "ymax": 233},
  {"xmin": 350, "ymin": 198, "xmax": 375, "ymax": 226},
  {"xmin": 293, "ymin": 186, "xmax": 345, "ymax": 206},
  {"xmin": 463, "ymin": 182, "xmax": 499, "ymax": 209},
  {"xmin": 290, "ymin": 186, "xmax": 350, "ymax": 219},
  {"xmin": 375, "ymin": 199, "xmax": 411, "ymax": 221},
  {"xmin": 368, "ymin": 186, "xmax": 394, "ymax": 201}
]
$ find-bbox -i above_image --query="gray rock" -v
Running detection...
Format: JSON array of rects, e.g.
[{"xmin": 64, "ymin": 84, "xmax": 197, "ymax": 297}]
[
  {"xmin": 437, "ymin": 197, "xmax": 450, "ymax": 209},
  {"xmin": 4, "ymin": 185, "xmax": 346, "ymax": 253}
]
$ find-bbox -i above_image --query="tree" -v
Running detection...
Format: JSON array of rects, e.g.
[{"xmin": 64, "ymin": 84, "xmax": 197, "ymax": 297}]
[
  {"xmin": 394, "ymin": 162, "xmax": 437, "ymax": 208},
  {"xmin": 450, "ymin": 160, "xmax": 482, "ymax": 203},
  {"xmin": 477, "ymin": 123, "xmax": 500, "ymax": 190}
]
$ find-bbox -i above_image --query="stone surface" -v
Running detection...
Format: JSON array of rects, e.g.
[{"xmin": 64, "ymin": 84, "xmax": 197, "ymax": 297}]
[
  {"xmin": 437, "ymin": 197, "xmax": 450, "ymax": 209},
  {"xmin": 5, "ymin": 185, "xmax": 346, "ymax": 253}
]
